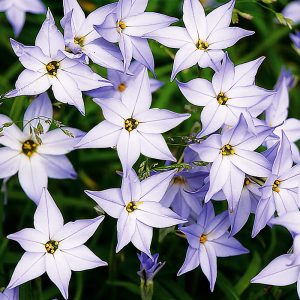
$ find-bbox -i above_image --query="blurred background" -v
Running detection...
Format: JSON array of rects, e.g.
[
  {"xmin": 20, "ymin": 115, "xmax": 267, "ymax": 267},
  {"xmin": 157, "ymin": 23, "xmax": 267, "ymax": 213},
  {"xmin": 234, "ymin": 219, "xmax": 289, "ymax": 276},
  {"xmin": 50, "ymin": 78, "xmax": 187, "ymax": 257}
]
[{"xmin": 0, "ymin": 0, "xmax": 299, "ymax": 299}]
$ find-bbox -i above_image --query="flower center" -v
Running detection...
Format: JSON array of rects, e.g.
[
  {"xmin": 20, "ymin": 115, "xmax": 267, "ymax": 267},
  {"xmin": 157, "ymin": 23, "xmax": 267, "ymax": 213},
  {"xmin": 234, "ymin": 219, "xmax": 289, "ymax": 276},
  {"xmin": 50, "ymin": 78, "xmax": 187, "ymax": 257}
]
[
  {"xmin": 124, "ymin": 118, "xmax": 139, "ymax": 132},
  {"xmin": 196, "ymin": 40, "xmax": 209, "ymax": 50},
  {"xmin": 22, "ymin": 140, "xmax": 38, "ymax": 157},
  {"xmin": 173, "ymin": 176, "xmax": 187, "ymax": 186},
  {"xmin": 244, "ymin": 178, "xmax": 251, "ymax": 186},
  {"xmin": 217, "ymin": 92, "xmax": 228, "ymax": 105},
  {"xmin": 45, "ymin": 240, "xmax": 59, "ymax": 254},
  {"xmin": 118, "ymin": 83, "xmax": 127, "ymax": 92},
  {"xmin": 221, "ymin": 144, "xmax": 235, "ymax": 156},
  {"xmin": 126, "ymin": 201, "xmax": 142, "ymax": 213},
  {"xmin": 118, "ymin": 21, "xmax": 127, "ymax": 30},
  {"xmin": 46, "ymin": 61, "xmax": 60, "ymax": 76},
  {"xmin": 200, "ymin": 234, "xmax": 207, "ymax": 244},
  {"xmin": 272, "ymin": 179, "xmax": 281, "ymax": 193},
  {"xmin": 74, "ymin": 36, "xmax": 85, "ymax": 47}
]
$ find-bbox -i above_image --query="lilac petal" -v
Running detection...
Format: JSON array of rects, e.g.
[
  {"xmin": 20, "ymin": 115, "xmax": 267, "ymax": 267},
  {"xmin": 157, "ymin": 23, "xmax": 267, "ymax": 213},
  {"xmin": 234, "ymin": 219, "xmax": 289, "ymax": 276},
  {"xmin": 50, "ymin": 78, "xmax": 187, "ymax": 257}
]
[
  {"xmin": 62, "ymin": 245, "xmax": 107, "ymax": 271},
  {"xmin": 7, "ymin": 228, "xmax": 47, "ymax": 252},
  {"xmin": 38, "ymin": 127, "xmax": 85, "ymax": 155},
  {"xmin": 35, "ymin": 10, "xmax": 65, "ymax": 58},
  {"xmin": 63, "ymin": 0, "xmax": 85, "ymax": 33},
  {"xmin": 212, "ymin": 53, "xmax": 235, "ymax": 93},
  {"xmin": 199, "ymin": 243, "xmax": 217, "ymax": 291},
  {"xmin": 150, "ymin": 78, "xmax": 163, "ymax": 93},
  {"xmin": 205, "ymin": 211, "xmax": 229, "ymax": 239},
  {"xmin": 135, "ymin": 202, "xmax": 185, "ymax": 228},
  {"xmin": 119, "ymin": 33, "xmax": 133, "ymax": 71},
  {"xmin": 282, "ymin": 118, "xmax": 300, "ymax": 142},
  {"xmin": 117, "ymin": 0, "xmax": 136, "ymax": 19},
  {"xmin": 272, "ymin": 131, "xmax": 293, "ymax": 176},
  {"xmin": 124, "ymin": 13, "xmax": 177, "ymax": 36},
  {"xmin": 121, "ymin": 170, "xmax": 142, "ymax": 205},
  {"xmin": 177, "ymin": 78, "xmax": 215, "ymax": 106},
  {"xmin": 252, "ymin": 197, "xmax": 275, "ymax": 237},
  {"xmin": 171, "ymin": 43, "xmax": 203, "ymax": 81},
  {"xmin": 222, "ymin": 163, "xmax": 245, "ymax": 211},
  {"xmin": 145, "ymin": 27, "xmax": 191, "ymax": 49},
  {"xmin": 46, "ymin": 250, "xmax": 71, "ymax": 300},
  {"xmin": 205, "ymin": 155, "xmax": 230, "ymax": 202},
  {"xmin": 208, "ymin": 27, "xmax": 254, "ymax": 49},
  {"xmin": 76, "ymin": 121, "xmax": 122, "ymax": 149},
  {"xmin": 131, "ymin": 220, "xmax": 153, "ymax": 257},
  {"xmin": 6, "ymin": 70, "xmax": 50, "ymax": 98},
  {"xmin": 6, "ymin": 7, "xmax": 25, "ymax": 37},
  {"xmin": 270, "ymin": 212, "xmax": 300, "ymax": 234},
  {"xmin": 231, "ymin": 149, "xmax": 271, "ymax": 177},
  {"xmin": 131, "ymin": 37, "xmax": 154, "ymax": 74},
  {"xmin": 10, "ymin": 40, "xmax": 48, "ymax": 71},
  {"xmin": 51, "ymin": 72, "xmax": 85, "ymax": 115},
  {"xmin": 273, "ymin": 189, "xmax": 299, "ymax": 216},
  {"xmin": 198, "ymin": 50, "xmax": 224, "ymax": 70},
  {"xmin": 94, "ymin": 98, "xmax": 129, "ymax": 127},
  {"xmin": 282, "ymin": 1, "xmax": 300, "ymax": 24},
  {"xmin": 34, "ymin": 188, "xmax": 64, "ymax": 238},
  {"xmin": 39, "ymin": 155, "xmax": 76, "ymax": 179},
  {"xmin": 139, "ymin": 132, "xmax": 175, "ymax": 162},
  {"xmin": 85, "ymin": 188, "xmax": 124, "ymax": 218},
  {"xmin": 23, "ymin": 93, "xmax": 53, "ymax": 135},
  {"xmin": 116, "ymin": 210, "xmax": 137, "ymax": 252},
  {"xmin": 233, "ymin": 57, "xmax": 265, "ymax": 87},
  {"xmin": 7, "ymin": 252, "xmax": 46, "ymax": 289},
  {"xmin": 189, "ymin": 134, "xmax": 221, "ymax": 162},
  {"xmin": 180, "ymin": 224, "xmax": 203, "ymax": 248},
  {"xmin": 140, "ymin": 169, "xmax": 176, "ymax": 203},
  {"xmin": 251, "ymin": 254, "xmax": 299, "ymax": 286},
  {"xmin": 197, "ymin": 202, "xmax": 215, "ymax": 228},
  {"xmin": 122, "ymin": 67, "xmax": 152, "ymax": 116},
  {"xmin": 18, "ymin": 155, "xmax": 48, "ymax": 204},
  {"xmin": 117, "ymin": 129, "xmax": 141, "ymax": 175},
  {"xmin": 177, "ymin": 246, "xmax": 200, "ymax": 275},
  {"xmin": 211, "ymin": 232, "xmax": 249, "ymax": 257},
  {"xmin": 206, "ymin": 0, "xmax": 235, "ymax": 37},
  {"xmin": 136, "ymin": 109, "xmax": 190, "ymax": 134},
  {"xmin": 183, "ymin": 0, "xmax": 207, "ymax": 42},
  {"xmin": 54, "ymin": 216, "xmax": 104, "ymax": 249},
  {"xmin": 83, "ymin": 40, "xmax": 124, "ymax": 72},
  {"xmin": 198, "ymin": 101, "xmax": 227, "ymax": 138},
  {"xmin": 0, "ymin": 148, "xmax": 21, "ymax": 179},
  {"xmin": 280, "ymin": 165, "xmax": 300, "ymax": 188},
  {"xmin": 94, "ymin": 14, "xmax": 119, "ymax": 43}
]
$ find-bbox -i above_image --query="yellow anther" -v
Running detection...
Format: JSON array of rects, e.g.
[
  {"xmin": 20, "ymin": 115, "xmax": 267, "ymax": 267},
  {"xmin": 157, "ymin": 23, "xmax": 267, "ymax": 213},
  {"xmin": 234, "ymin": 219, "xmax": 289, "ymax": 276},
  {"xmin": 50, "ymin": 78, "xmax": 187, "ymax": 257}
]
[
  {"xmin": 22, "ymin": 140, "xmax": 38, "ymax": 157},
  {"xmin": 45, "ymin": 240, "xmax": 59, "ymax": 254},
  {"xmin": 272, "ymin": 179, "xmax": 281, "ymax": 193},
  {"xmin": 221, "ymin": 144, "xmax": 235, "ymax": 156},
  {"xmin": 196, "ymin": 40, "xmax": 209, "ymax": 50},
  {"xmin": 124, "ymin": 118, "xmax": 139, "ymax": 132},
  {"xmin": 74, "ymin": 36, "xmax": 85, "ymax": 47},
  {"xmin": 244, "ymin": 178, "xmax": 251, "ymax": 186},
  {"xmin": 46, "ymin": 61, "xmax": 60, "ymax": 76},
  {"xmin": 118, "ymin": 83, "xmax": 127, "ymax": 92},
  {"xmin": 119, "ymin": 21, "xmax": 126, "ymax": 29},
  {"xmin": 126, "ymin": 201, "xmax": 143, "ymax": 213},
  {"xmin": 217, "ymin": 92, "xmax": 229, "ymax": 105},
  {"xmin": 173, "ymin": 176, "xmax": 187, "ymax": 186},
  {"xmin": 200, "ymin": 234, "xmax": 207, "ymax": 244}
]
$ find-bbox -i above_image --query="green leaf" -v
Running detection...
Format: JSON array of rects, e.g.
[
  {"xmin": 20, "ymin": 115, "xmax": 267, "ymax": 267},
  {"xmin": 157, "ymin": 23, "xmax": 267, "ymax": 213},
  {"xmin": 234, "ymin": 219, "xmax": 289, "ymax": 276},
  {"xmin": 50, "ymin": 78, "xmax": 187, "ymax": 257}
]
[
  {"xmin": 106, "ymin": 280, "xmax": 140, "ymax": 295},
  {"xmin": 217, "ymin": 272, "xmax": 240, "ymax": 300}
]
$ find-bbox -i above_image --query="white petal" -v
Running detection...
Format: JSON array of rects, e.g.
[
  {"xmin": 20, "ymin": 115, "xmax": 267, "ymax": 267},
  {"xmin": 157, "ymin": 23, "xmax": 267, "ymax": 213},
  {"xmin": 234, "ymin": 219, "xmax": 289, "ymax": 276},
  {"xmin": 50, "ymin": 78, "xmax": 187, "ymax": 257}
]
[
  {"xmin": 177, "ymin": 246, "xmax": 200, "ymax": 275},
  {"xmin": 0, "ymin": 148, "xmax": 21, "ymax": 179},
  {"xmin": 131, "ymin": 220, "xmax": 153, "ymax": 257}
]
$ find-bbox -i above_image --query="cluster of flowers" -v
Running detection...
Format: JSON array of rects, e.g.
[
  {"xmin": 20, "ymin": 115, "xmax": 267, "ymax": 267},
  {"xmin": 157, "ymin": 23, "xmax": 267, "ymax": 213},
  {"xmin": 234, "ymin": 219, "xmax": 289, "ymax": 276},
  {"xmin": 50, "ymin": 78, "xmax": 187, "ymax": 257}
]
[{"xmin": 0, "ymin": 0, "xmax": 300, "ymax": 299}]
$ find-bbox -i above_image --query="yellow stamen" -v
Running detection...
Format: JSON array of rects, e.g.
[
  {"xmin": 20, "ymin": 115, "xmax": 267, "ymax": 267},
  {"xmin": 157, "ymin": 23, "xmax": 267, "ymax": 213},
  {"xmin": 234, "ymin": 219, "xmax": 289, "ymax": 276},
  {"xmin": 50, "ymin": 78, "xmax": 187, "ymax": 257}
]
[
  {"xmin": 126, "ymin": 201, "xmax": 143, "ymax": 213},
  {"xmin": 118, "ymin": 83, "xmax": 127, "ymax": 92},
  {"xmin": 74, "ymin": 36, "xmax": 85, "ymax": 47},
  {"xmin": 119, "ymin": 21, "xmax": 126, "ymax": 29},
  {"xmin": 46, "ymin": 61, "xmax": 60, "ymax": 76},
  {"xmin": 45, "ymin": 240, "xmax": 59, "ymax": 254},
  {"xmin": 217, "ymin": 92, "xmax": 229, "ymax": 105},
  {"xmin": 200, "ymin": 234, "xmax": 207, "ymax": 244},
  {"xmin": 196, "ymin": 40, "xmax": 209, "ymax": 50},
  {"xmin": 272, "ymin": 179, "xmax": 281, "ymax": 193},
  {"xmin": 221, "ymin": 144, "xmax": 235, "ymax": 156},
  {"xmin": 124, "ymin": 118, "xmax": 139, "ymax": 132},
  {"xmin": 22, "ymin": 140, "xmax": 38, "ymax": 157}
]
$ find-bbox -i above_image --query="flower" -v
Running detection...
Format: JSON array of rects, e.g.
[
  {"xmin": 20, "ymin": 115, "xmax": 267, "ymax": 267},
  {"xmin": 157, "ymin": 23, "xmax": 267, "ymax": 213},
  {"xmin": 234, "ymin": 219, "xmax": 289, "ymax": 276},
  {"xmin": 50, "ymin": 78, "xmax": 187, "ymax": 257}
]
[
  {"xmin": 85, "ymin": 169, "xmax": 186, "ymax": 256},
  {"xmin": 291, "ymin": 31, "xmax": 300, "ymax": 50},
  {"xmin": 0, "ymin": 287, "xmax": 19, "ymax": 300},
  {"xmin": 252, "ymin": 132, "xmax": 300, "ymax": 237},
  {"xmin": 146, "ymin": 0, "xmax": 254, "ymax": 80},
  {"xmin": 0, "ymin": 0, "xmax": 45, "ymax": 36},
  {"xmin": 5, "ymin": 9, "xmax": 111, "ymax": 115},
  {"xmin": 178, "ymin": 202, "xmax": 248, "ymax": 291},
  {"xmin": 87, "ymin": 61, "xmax": 163, "ymax": 99},
  {"xmin": 0, "ymin": 93, "xmax": 84, "ymax": 203},
  {"xmin": 77, "ymin": 67, "xmax": 190, "ymax": 174},
  {"xmin": 7, "ymin": 188, "xmax": 106, "ymax": 299},
  {"xmin": 95, "ymin": 0, "xmax": 178, "ymax": 72},
  {"xmin": 62, "ymin": 0, "xmax": 124, "ymax": 71},
  {"xmin": 281, "ymin": 1, "xmax": 300, "ymax": 24},
  {"xmin": 190, "ymin": 114, "xmax": 272, "ymax": 203},
  {"xmin": 178, "ymin": 54, "xmax": 271, "ymax": 137},
  {"xmin": 137, "ymin": 252, "xmax": 165, "ymax": 282}
]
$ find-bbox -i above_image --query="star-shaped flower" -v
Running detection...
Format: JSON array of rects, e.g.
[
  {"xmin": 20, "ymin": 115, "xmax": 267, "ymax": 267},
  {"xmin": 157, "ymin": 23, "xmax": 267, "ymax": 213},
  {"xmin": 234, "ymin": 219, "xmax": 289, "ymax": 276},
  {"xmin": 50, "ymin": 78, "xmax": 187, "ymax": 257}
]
[
  {"xmin": 62, "ymin": 0, "xmax": 124, "ymax": 71},
  {"xmin": 252, "ymin": 132, "xmax": 300, "ymax": 237},
  {"xmin": 85, "ymin": 170, "xmax": 186, "ymax": 256},
  {"xmin": 95, "ymin": 0, "xmax": 177, "ymax": 72},
  {"xmin": 146, "ymin": 0, "xmax": 254, "ymax": 79},
  {"xmin": 77, "ymin": 67, "xmax": 190, "ymax": 174},
  {"xmin": 0, "ymin": 0, "xmax": 45, "ymax": 36},
  {"xmin": 178, "ymin": 54, "xmax": 272, "ymax": 137},
  {"xmin": 0, "ymin": 93, "xmax": 84, "ymax": 203},
  {"xmin": 190, "ymin": 114, "xmax": 272, "ymax": 203},
  {"xmin": 5, "ymin": 9, "xmax": 111, "ymax": 115},
  {"xmin": 7, "ymin": 188, "xmax": 107, "ymax": 300},
  {"xmin": 0, "ymin": 287, "xmax": 19, "ymax": 300},
  {"xmin": 178, "ymin": 202, "xmax": 248, "ymax": 291},
  {"xmin": 282, "ymin": 1, "xmax": 300, "ymax": 24}
]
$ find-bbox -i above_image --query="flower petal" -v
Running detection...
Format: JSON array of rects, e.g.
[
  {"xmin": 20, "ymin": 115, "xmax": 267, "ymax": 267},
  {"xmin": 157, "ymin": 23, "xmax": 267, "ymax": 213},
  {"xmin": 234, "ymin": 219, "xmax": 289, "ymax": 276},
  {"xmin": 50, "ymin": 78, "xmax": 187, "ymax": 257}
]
[
  {"xmin": 177, "ymin": 246, "xmax": 200, "ymax": 276},
  {"xmin": 131, "ymin": 220, "xmax": 153, "ymax": 257}
]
